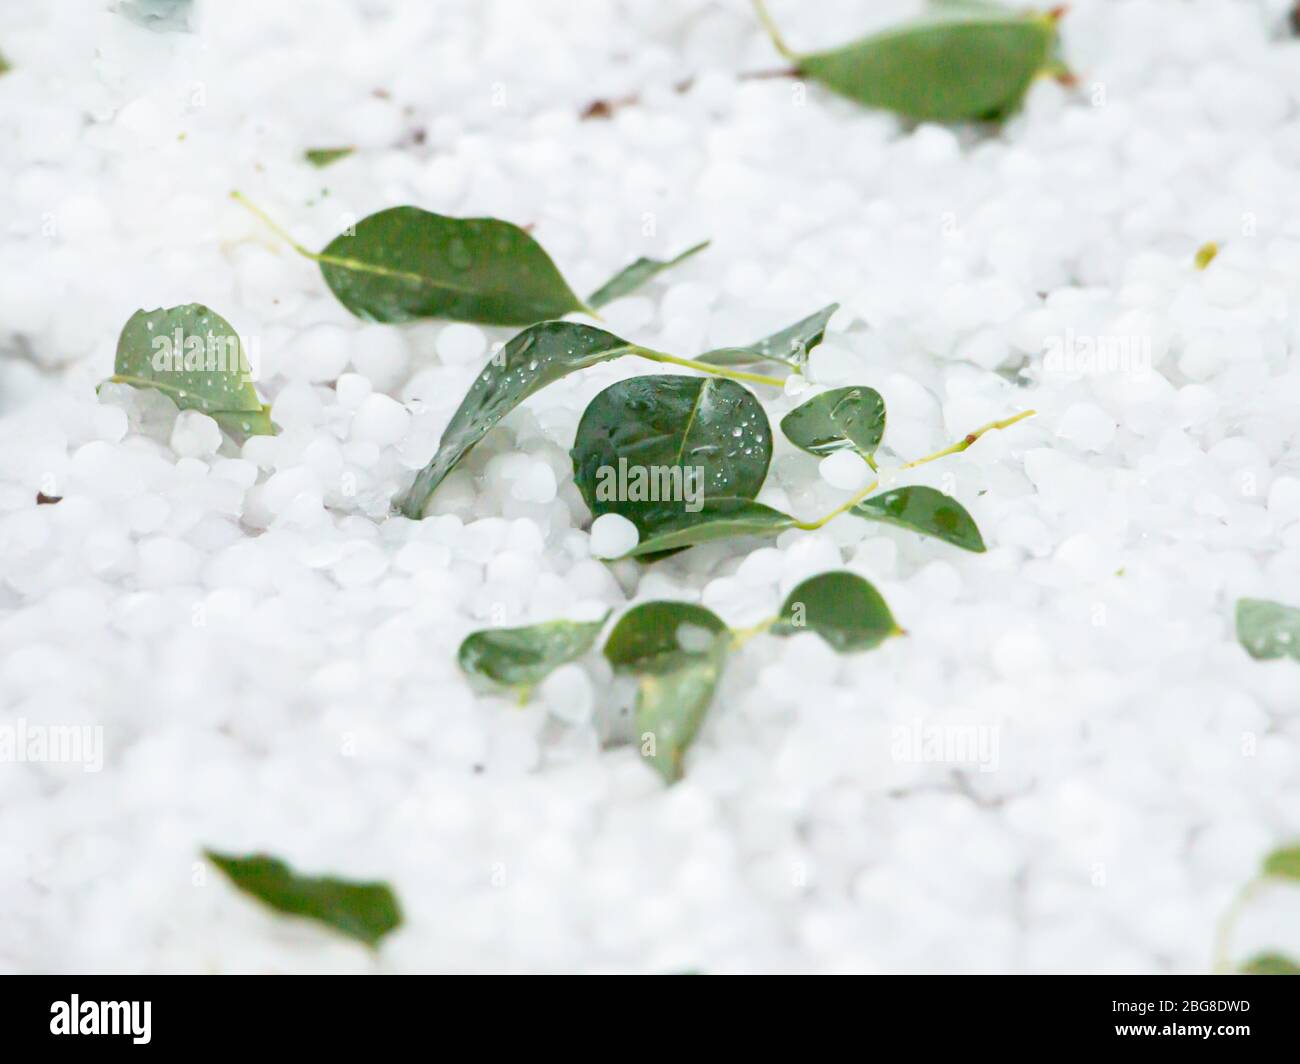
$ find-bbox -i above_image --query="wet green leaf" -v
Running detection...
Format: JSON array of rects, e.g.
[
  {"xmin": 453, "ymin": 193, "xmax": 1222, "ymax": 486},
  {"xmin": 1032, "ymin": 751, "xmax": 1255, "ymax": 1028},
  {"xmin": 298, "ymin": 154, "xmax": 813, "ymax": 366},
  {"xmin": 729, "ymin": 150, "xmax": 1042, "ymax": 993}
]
[
  {"xmin": 624, "ymin": 498, "xmax": 796, "ymax": 558},
  {"xmin": 780, "ymin": 386, "xmax": 886, "ymax": 458},
  {"xmin": 697, "ymin": 303, "xmax": 839, "ymax": 368},
  {"xmin": 205, "ymin": 851, "xmax": 401, "ymax": 947},
  {"xmin": 853, "ymin": 485, "xmax": 985, "ymax": 552},
  {"xmin": 1262, "ymin": 845, "xmax": 1300, "ymax": 881},
  {"xmin": 305, "ymin": 146, "xmax": 355, "ymax": 168},
  {"xmin": 572, "ymin": 375, "xmax": 773, "ymax": 537},
  {"xmin": 773, "ymin": 571, "xmax": 901, "ymax": 652},
  {"xmin": 587, "ymin": 241, "xmax": 709, "ymax": 310},
  {"xmin": 1239, "ymin": 952, "xmax": 1300, "ymax": 975},
  {"xmin": 458, "ymin": 614, "xmax": 608, "ymax": 690},
  {"xmin": 317, "ymin": 207, "xmax": 589, "ymax": 325},
  {"xmin": 109, "ymin": 304, "xmax": 274, "ymax": 439},
  {"xmin": 604, "ymin": 601, "xmax": 730, "ymax": 783},
  {"xmin": 603, "ymin": 601, "xmax": 728, "ymax": 673},
  {"xmin": 770, "ymin": 3, "xmax": 1058, "ymax": 122},
  {"xmin": 400, "ymin": 322, "xmax": 641, "ymax": 518},
  {"xmin": 1236, "ymin": 599, "xmax": 1300, "ymax": 662}
]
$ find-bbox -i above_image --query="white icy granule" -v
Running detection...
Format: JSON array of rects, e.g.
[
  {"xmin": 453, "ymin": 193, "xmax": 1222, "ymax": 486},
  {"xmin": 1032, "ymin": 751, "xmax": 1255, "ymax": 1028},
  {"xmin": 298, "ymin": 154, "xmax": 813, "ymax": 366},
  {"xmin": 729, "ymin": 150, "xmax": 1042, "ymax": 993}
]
[
  {"xmin": 818, "ymin": 450, "xmax": 871, "ymax": 491},
  {"xmin": 169, "ymin": 410, "xmax": 223, "ymax": 458},
  {"xmin": 283, "ymin": 322, "xmax": 352, "ymax": 383},
  {"xmin": 541, "ymin": 663, "xmax": 594, "ymax": 726},
  {"xmin": 350, "ymin": 394, "xmax": 411, "ymax": 447},
  {"xmin": 587, "ymin": 513, "xmax": 639, "ymax": 559},
  {"xmin": 435, "ymin": 323, "xmax": 487, "ymax": 364}
]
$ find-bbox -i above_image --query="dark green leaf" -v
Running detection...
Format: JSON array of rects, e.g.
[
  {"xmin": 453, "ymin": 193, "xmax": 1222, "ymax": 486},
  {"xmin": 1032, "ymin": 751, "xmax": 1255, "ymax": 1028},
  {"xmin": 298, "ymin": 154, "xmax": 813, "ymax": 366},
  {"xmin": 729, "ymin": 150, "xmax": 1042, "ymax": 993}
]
[
  {"xmin": 305, "ymin": 147, "xmax": 355, "ymax": 168},
  {"xmin": 603, "ymin": 601, "xmax": 728, "ymax": 674},
  {"xmin": 1262, "ymin": 845, "xmax": 1300, "ymax": 881},
  {"xmin": 604, "ymin": 601, "xmax": 730, "ymax": 783},
  {"xmin": 1236, "ymin": 599, "xmax": 1300, "ymax": 662},
  {"xmin": 853, "ymin": 485, "xmax": 985, "ymax": 552},
  {"xmin": 697, "ymin": 303, "xmax": 839, "ymax": 368},
  {"xmin": 587, "ymin": 241, "xmax": 709, "ymax": 310},
  {"xmin": 1239, "ymin": 952, "xmax": 1300, "ymax": 975},
  {"xmin": 317, "ymin": 207, "xmax": 588, "ymax": 325},
  {"xmin": 773, "ymin": 571, "xmax": 901, "ymax": 652},
  {"xmin": 780, "ymin": 386, "xmax": 886, "ymax": 458},
  {"xmin": 458, "ymin": 614, "xmax": 608, "ymax": 690},
  {"xmin": 572, "ymin": 375, "xmax": 773, "ymax": 539},
  {"xmin": 635, "ymin": 636, "xmax": 729, "ymax": 783},
  {"xmin": 205, "ymin": 851, "xmax": 401, "ymax": 947},
  {"xmin": 110, "ymin": 304, "xmax": 274, "ymax": 439},
  {"xmin": 792, "ymin": 7, "xmax": 1058, "ymax": 122},
  {"xmin": 400, "ymin": 322, "xmax": 640, "ymax": 518},
  {"xmin": 622, "ymin": 498, "xmax": 797, "ymax": 558}
]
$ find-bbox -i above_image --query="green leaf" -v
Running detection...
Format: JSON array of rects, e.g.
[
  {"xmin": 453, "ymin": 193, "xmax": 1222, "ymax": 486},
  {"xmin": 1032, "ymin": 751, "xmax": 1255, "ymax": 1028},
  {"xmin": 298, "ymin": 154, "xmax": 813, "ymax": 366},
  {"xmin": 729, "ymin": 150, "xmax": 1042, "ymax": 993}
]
[
  {"xmin": 773, "ymin": 571, "xmax": 901, "ymax": 652},
  {"xmin": 317, "ymin": 207, "xmax": 589, "ymax": 325},
  {"xmin": 853, "ymin": 485, "xmax": 985, "ymax": 552},
  {"xmin": 400, "ymin": 322, "xmax": 640, "ymax": 518},
  {"xmin": 622, "ymin": 498, "xmax": 797, "ymax": 558},
  {"xmin": 697, "ymin": 303, "xmax": 839, "ymax": 368},
  {"xmin": 109, "ymin": 304, "xmax": 274, "ymax": 439},
  {"xmin": 603, "ymin": 601, "xmax": 730, "ymax": 783},
  {"xmin": 1236, "ymin": 599, "xmax": 1300, "ymax": 662},
  {"xmin": 587, "ymin": 241, "xmax": 709, "ymax": 310},
  {"xmin": 1262, "ymin": 845, "xmax": 1300, "ymax": 882},
  {"xmin": 789, "ymin": 6, "xmax": 1058, "ymax": 122},
  {"xmin": 780, "ymin": 386, "xmax": 886, "ymax": 458},
  {"xmin": 205, "ymin": 851, "xmax": 401, "ymax": 947},
  {"xmin": 603, "ymin": 601, "xmax": 728, "ymax": 673},
  {"xmin": 0, "ymin": 52, "xmax": 10, "ymax": 77},
  {"xmin": 1239, "ymin": 952, "xmax": 1300, "ymax": 975},
  {"xmin": 458, "ymin": 614, "xmax": 608, "ymax": 690},
  {"xmin": 305, "ymin": 146, "xmax": 355, "ymax": 168},
  {"xmin": 572, "ymin": 375, "xmax": 773, "ymax": 539}
]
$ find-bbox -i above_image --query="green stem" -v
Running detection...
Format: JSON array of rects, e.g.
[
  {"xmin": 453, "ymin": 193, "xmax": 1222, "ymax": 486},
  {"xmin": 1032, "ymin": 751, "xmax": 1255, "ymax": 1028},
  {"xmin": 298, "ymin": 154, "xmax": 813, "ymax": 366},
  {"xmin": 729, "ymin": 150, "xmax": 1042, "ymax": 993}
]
[
  {"xmin": 230, "ymin": 190, "xmax": 319, "ymax": 260},
  {"xmin": 634, "ymin": 347, "xmax": 786, "ymax": 389},
  {"xmin": 795, "ymin": 408, "xmax": 1036, "ymax": 531},
  {"xmin": 729, "ymin": 615, "xmax": 776, "ymax": 649},
  {"xmin": 1212, "ymin": 879, "xmax": 1260, "ymax": 974},
  {"xmin": 751, "ymin": 0, "xmax": 798, "ymax": 62}
]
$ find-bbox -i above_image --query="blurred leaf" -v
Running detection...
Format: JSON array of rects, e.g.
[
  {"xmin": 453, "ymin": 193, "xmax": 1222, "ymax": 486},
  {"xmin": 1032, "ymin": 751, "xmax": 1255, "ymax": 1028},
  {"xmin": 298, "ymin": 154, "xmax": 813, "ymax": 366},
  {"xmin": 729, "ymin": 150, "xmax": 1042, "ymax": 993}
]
[
  {"xmin": 774, "ymin": 571, "xmax": 900, "ymax": 652},
  {"xmin": 1236, "ymin": 599, "xmax": 1300, "ymax": 662},
  {"xmin": 603, "ymin": 601, "xmax": 728, "ymax": 673},
  {"xmin": 853, "ymin": 485, "xmax": 985, "ymax": 552},
  {"xmin": 587, "ymin": 241, "xmax": 709, "ymax": 309},
  {"xmin": 1262, "ymin": 845, "xmax": 1300, "ymax": 881},
  {"xmin": 305, "ymin": 147, "xmax": 355, "ymax": 168},
  {"xmin": 698, "ymin": 303, "xmax": 838, "ymax": 368},
  {"xmin": 1239, "ymin": 952, "xmax": 1300, "ymax": 975},
  {"xmin": 635, "ymin": 636, "xmax": 729, "ymax": 783},
  {"xmin": 458, "ymin": 614, "xmax": 608, "ymax": 690},
  {"xmin": 781, "ymin": 386, "xmax": 886, "ymax": 458}
]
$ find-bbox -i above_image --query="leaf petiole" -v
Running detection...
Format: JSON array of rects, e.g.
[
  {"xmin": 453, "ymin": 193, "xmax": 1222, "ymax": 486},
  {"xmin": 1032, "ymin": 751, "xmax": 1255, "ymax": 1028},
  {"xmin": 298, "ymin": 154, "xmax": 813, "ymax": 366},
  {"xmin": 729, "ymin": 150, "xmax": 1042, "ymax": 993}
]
[
  {"xmin": 230, "ymin": 190, "xmax": 319, "ymax": 260},
  {"xmin": 632, "ymin": 346, "xmax": 785, "ymax": 388}
]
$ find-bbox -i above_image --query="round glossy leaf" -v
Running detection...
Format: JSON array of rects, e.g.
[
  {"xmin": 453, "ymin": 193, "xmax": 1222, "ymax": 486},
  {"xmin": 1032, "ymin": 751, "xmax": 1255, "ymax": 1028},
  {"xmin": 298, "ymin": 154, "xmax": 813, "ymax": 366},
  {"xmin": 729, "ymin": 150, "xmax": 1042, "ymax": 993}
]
[
  {"xmin": 780, "ymin": 386, "xmax": 886, "ymax": 458},
  {"xmin": 773, "ymin": 571, "xmax": 900, "ymax": 652},
  {"xmin": 458, "ymin": 614, "xmax": 608, "ymax": 689},
  {"xmin": 603, "ymin": 601, "xmax": 727, "ymax": 674},
  {"xmin": 853, "ymin": 486, "xmax": 985, "ymax": 552}
]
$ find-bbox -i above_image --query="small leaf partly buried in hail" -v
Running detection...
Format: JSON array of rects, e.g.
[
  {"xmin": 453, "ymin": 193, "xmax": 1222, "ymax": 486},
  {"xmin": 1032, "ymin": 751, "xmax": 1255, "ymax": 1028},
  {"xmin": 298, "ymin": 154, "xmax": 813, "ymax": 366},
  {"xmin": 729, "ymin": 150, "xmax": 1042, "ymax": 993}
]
[
  {"xmin": 304, "ymin": 146, "xmax": 355, "ymax": 168},
  {"xmin": 698, "ymin": 303, "xmax": 839, "ymax": 368},
  {"xmin": 781, "ymin": 386, "xmax": 886, "ymax": 459},
  {"xmin": 458, "ymin": 614, "xmax": 608, "ymax": 690},
  {"xmin": 773, "ymin": 571, "xmax": 900, "ymax": 652},
  {"xmin": 756, "ymin": 1, "xmax": 1059, "ymax": 122},
  {"xmin": 205, "ymin": 851, "xmax": 402, "ymax": 947},
  {"xmin": 620, "ymin": 498, "xmax": 797, "ymax": 558},
  {"xmin": 853, "ymin": 485, "xmax": 985, "ymax": 552},
  {"xmin": 604, "ymin": 601, "xmax": 730, "ymax": 782},
  {"xmin": 110, "ymin": 304, "xmax": 274, "ymax": 439},
  {"xmin": 587, "ymin": 241, "xmax": 709, "ymax": 310},
  {"xmin": 572, "ymin": 375, "xmax": 773, "ymax": 536},
  {"xmin": 400, "ymin": 322, "xmax": 641, "ymax": 518},
  {"xmin": 1239, "ymin": 952, "xmax": 1300, "ymax": 975},
  {"xmin": 317, "ymin": 207, "xmax": 589, "ymax": 325},
  {"xmin": 1262, "ymin": 845, "xmax": 1300, "ymax": 881},
  {"xmin": 1235, "ymin": 599, "xmax": 1300, "ymax": 662}
]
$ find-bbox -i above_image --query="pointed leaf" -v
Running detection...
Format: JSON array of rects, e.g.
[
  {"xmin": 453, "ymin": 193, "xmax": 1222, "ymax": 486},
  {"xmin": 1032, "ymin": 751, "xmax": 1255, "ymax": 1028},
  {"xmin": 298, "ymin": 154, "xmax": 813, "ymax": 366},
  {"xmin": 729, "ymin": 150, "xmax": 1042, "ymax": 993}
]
[
  {"xmin": 853, "ymin": 485, "xmax": 985, "ymax": 552},
  {"xmin": 603, "ymin": 601, "xmax": 727, "ymax": 673},
  {"xmin": 1239, "ymin": 952, "xmax": 1300, "ymax": 975},
  {"xmin": 318, "ymin": 207, "xmax": 588, "ymax": 325},
  {"xmin": 587, "ymin": 241, "xmax": 709, "ymax": 310},
  {"xmin": 400, "ymin": 322, "xmax": 640, "ymax": 517},
  {"xmin": 623, "ymin": 498, "xmax": 797, "ymax": 558},
  {"xmin": 1262, "ymin": 845, "xmax": 1300, "ymax": 881},
  {"xmin": 773, "ymin": 571, "xmax": 901, "ymax": 652},
  {"xmin": 1236, "ymin": 599, "xmax": 1300, "ymax": 662},
  {"xmin": 572, "ymin": 375, "xmax": 773, "ymax": 538},
  {"xmin": 458, "ymin": 614, "xmax": 608, "ymax": 690},
  {"xmin": 110, "ymin": 304, "xmax": 274, "ymax": 439},
  {"xmin": 795, "ymin": 8, "xmax": 1057, "ymax": 122},
  {"xmin": 305, "ymin": 146, "xmax": 355, "ymax": 168},
  {"xmin": 205, "ymin": 851, "xmax": 401, "ymax": 947},
  {"xmin": 781, "ymin": 386, "xmax": 886, "ymax": 458},
  {"xmin": 635, "ymin": 636, "xmax": 729, "ymax": 783},
  {"xmin": 698, "ymin": 303, "xmax": 839, "ymax": 368}
]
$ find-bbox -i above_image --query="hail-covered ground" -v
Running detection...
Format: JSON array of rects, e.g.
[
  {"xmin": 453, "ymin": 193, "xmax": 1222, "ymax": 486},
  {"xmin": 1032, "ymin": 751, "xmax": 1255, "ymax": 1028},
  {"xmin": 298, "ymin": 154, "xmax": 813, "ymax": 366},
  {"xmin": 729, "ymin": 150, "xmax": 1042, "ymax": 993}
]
[{"xmin": 2, "ymin": 0, "xmax": 1300, "ymax": 974}]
